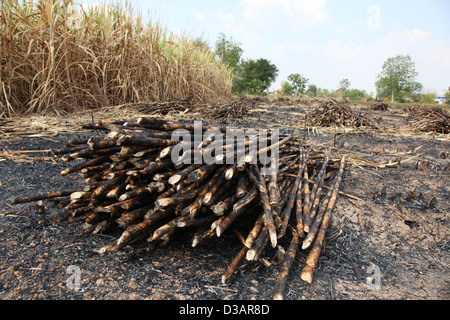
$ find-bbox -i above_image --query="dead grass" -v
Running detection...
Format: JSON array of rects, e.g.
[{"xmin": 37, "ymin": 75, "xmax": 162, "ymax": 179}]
[{"xmin": 0, "ymin": 0, "xmax": 233, "ymax": 118}]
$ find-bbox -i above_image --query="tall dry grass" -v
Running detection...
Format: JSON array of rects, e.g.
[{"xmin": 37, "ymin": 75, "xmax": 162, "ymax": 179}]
[{"xmin": 0, "ymin": 0, "xmax": 233, "ymax": 117}]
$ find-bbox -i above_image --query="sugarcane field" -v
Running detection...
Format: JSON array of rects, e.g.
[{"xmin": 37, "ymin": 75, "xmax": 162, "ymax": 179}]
[{"xmin": 1, "ymin": 0, "xmax": 449, "ymax": 302}]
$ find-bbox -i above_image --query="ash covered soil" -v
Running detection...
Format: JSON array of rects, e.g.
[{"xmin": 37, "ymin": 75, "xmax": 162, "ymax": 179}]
[{"xmin": 0, "ymin": 102, "xmax": 449, "ymax": 300}]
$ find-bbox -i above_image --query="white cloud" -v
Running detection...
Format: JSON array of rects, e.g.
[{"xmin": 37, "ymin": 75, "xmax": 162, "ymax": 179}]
[
  {"xmin": 269, "ymin": 42, "xmax": 315, "ymax": 59},
  {"xmin": 240, "ymin": 0, "xmax": 329, "ymax": 30},
  {"xmin": 426, "ymin": 40, "xmax": 450, "ymax": 69},
  {"xmin": 378, "ymin": 29, "xmax": 431, "ymax": 52},
  {"xmin": 406, "ymin": 29, "xmax": 430, "ymax": 43},
  {"xmin": 190, "ymin": 11, "xmax": 205, "ymax": 21},
  {"xmin": 291, "ymin": 0, "xmax": 328, "ymax": 26},
  {"xmin": 324, "ymin": 40, "xmax": 368, "ymax": 60},
  {"xmin": 372, "ymin": 28, "xmax": 450, "ymax": 68},
  {"xmin": 335, "ymin": 25, "xmax": 348, "ymax": 33},
  {"xmin": 243, "ymin": 32, "xmax": 262, "ymax": 44},
  {"xmin": 240, "ymin": 32, "xmax": 264, "ymax": 57},
  {"xmin": 216, "ymin": 11, "xmax": 245, "ymax": 35},
  {"xmin": 269, "ymin": 44, "xmax": 288, "ymax": 58},
  {"xmin": 290, "ymin": 42, "xmax": 316, "ymax": 53},
  {"xmin": 216, "ymin": 11, "xmax": 234, "ymax": 22},
  {"xmin": 318, "ymin": 28, "xmax": 450, "ymax": 94},
  {"xmin": 241, "ymin": 0, "xmax": 288, "ymax": 28}
]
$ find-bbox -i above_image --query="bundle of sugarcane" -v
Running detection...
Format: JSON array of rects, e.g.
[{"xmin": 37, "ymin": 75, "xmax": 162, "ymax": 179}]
[
  {"xmin": 371, "ymin": 102, "xmax": 389, "ymax": 111},
  {"xmin": 203, "ymin": 97, "xmax": 256, "ymax": 121},
  {"xmin": 11, "ymin": 117, "xmax": 347, "ymax": 300},
  {"xmin": 307, "ymin": 99, "xmax": 376, "ymax": 128},
  {"xmin": 269, "ymin": 97, "xmax": 295, "ymax": 107},
  {"xmin": 407, "ymin": 106, "xmax": 450, "ymax": 134}
]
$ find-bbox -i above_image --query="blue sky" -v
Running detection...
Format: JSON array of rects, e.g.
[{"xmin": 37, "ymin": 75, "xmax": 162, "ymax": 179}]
[{"xmin": 83, "ymin": 0, "xmax": 450, "ymax": 95}]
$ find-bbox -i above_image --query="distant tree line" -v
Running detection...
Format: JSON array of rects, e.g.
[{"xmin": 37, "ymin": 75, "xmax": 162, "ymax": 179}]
[
  {"xmin": 279, "ymin": 54, "xmax": 445, "ymax": 104},
  {"xmin": 199, "ymin": 34, "xmax": 446, "ymax": 104},
  {"xmin": 280, "ymin": 75, "xmax": 371, "ymax": 102}
]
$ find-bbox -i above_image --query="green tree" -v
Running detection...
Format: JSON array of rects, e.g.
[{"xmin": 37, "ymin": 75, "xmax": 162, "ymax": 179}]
[
  {"xmin": 317, "ymin": 88, "xmax": 333, "ymax": 97},
  {"xmin": 192, "ymin": 37, "xmax": 210, "ymax": 51},
  {"xmin": 338, "ymin": 79, "xmax": 351, "ymax": 91},
  {"xmin": 287, "ymin": 73, "xmax": 309, "ymax": 95},
  {"xmin": 419, "ymin": 90, "xmax": 437, "ymax": 104},
  {"xmin": 305, "ymin": 84, "xmax": 318, "ymax": 97},
  {"xmin": 344, "ymin": 88, "xmax": 368, "ymax": 101},
  {"xmin": 235, "ymin": 58, "xmax": 279, "ymax": 94},
  {"xmin": 444, "ymin": 86, "xmax": 450, "ymax": 103},
  {"xmin": 281, "ymin": 81, "xmax": 294, "ymax": 95},
  {"xmin": 375, "ymin": 54, "xmax": 423, "ymax": 102},
  {"xmin": 214, "ymin": 33, "xmax": 243, "ymax": 71}
]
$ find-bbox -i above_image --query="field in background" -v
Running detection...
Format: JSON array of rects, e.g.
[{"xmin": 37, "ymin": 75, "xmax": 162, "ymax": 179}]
[{"xmin": 0, "ymin": 0, "xmax": 233, "ymax": 118}]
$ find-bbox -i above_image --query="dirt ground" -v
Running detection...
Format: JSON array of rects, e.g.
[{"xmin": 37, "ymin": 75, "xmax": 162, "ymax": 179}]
[{"xmin": 0, "ymin": 100, "xmax": 449, "ymax": 300}]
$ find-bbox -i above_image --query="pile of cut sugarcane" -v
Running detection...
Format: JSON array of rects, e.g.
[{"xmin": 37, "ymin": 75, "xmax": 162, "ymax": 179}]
[
  {"xmin": 407, "ymin": 105, "xmax": 450, "ymax": 134},
  {"xmin": 371, "ymin": 102, "xmax": 389, "ymax": 111},
  {"xmin": 203, "ymin": 96, "xmax": 255, "ymax": 121},
  {"xmin": 11, "ymin": 117, "xmax": 347, "ymax": 300},
  {"xmin": 307, "ymin": 99, "xmax": 376, "ymax": 128}
]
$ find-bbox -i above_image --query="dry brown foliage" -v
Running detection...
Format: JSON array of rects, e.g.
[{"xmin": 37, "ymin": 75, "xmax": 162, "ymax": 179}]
[{"xmin": 0, "ymin": 0, "xmax": 233, "ymax": 118}]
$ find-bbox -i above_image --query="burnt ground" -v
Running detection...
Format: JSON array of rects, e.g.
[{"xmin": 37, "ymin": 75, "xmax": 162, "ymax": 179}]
[{"xmin": 0, "ymin": 101, "xmax": 449, "ymax": 301}]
